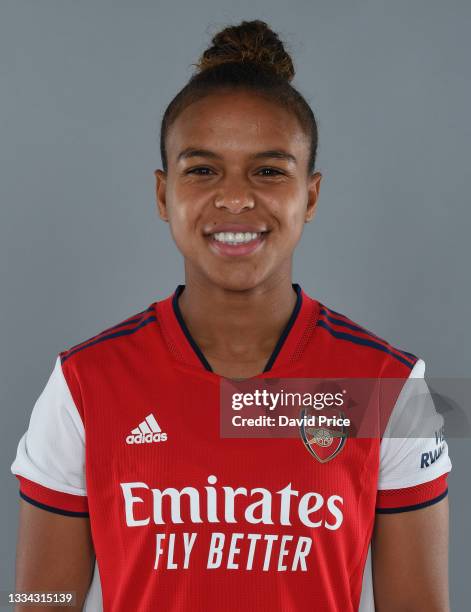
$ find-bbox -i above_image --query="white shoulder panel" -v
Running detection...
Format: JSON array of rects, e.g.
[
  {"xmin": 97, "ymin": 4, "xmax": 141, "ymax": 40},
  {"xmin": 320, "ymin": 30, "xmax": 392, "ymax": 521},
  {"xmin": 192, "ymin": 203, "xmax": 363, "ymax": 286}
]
[
  {"xmin": 10, "ymin": 355, "xmax": 87, "ymax": 496},
  {"xmin": 378, "ymin": 358, "xmax": 452, "ymax": 490}
]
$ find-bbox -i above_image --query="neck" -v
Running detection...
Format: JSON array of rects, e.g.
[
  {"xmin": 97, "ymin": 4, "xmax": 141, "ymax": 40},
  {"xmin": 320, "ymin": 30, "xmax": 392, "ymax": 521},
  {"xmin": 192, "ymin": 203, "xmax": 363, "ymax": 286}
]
[{"xmin": 177, "ymin": 273, "xmax": 299, "ymax": 366}]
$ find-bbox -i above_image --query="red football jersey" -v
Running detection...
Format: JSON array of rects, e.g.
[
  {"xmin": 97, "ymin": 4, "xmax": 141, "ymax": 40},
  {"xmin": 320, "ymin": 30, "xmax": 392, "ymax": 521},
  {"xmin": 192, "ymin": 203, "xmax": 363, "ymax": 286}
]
[{"xmin": 11, "ymin": 284, "xmax": 451, "ymax": 611}]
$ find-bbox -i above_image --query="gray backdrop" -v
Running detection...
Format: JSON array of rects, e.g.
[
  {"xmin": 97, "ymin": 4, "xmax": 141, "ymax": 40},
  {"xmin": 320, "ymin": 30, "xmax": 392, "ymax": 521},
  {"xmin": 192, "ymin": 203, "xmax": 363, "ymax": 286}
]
[{"xmin": 1, "ymin": 0, "xmax": 469, "ymax": 609}]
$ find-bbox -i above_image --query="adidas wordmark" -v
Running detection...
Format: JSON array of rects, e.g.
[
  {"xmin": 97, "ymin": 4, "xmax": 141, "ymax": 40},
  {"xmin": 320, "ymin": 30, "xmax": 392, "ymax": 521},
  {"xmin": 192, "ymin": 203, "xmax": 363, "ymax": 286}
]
[{"xmin": 126, "ymin": 413, "xmax": 168, "ymax": 445}]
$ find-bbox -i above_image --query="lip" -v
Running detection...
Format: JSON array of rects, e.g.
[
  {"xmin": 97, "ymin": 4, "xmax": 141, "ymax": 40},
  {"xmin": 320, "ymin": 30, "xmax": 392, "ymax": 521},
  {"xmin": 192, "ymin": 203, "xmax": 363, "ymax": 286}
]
[
  {"xmin": 203, "ymin": 223, "xmax": 268, "ymax": 235},
  {"xmin": 205, "ymin": 231, "xmax": 268, "ymax": 258}
]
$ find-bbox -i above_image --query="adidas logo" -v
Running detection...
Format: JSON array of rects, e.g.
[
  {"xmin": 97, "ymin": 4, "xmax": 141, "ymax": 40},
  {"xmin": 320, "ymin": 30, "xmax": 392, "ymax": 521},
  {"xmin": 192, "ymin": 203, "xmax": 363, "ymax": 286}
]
[{"xmin": 125, "ymin": 413, "xmax": 168, "ymax": 445}]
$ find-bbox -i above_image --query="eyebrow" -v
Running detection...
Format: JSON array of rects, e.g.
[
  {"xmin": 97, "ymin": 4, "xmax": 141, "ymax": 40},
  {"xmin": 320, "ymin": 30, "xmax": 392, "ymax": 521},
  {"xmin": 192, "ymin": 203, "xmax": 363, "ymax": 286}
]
[{"xmin": 176, "ymin": 147, "xmax": 297, "ymax": 164}]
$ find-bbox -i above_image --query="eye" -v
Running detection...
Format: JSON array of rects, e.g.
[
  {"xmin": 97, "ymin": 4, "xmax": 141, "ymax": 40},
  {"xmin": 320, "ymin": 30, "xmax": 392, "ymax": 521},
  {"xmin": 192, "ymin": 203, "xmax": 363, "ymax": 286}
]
[
  {"xmin": 257, "ymin": 167, "xmax": 284, "ymax": 176},
  {"xmin": 186, "ymin": 167, "xmax": 215, "ymax": 176}
]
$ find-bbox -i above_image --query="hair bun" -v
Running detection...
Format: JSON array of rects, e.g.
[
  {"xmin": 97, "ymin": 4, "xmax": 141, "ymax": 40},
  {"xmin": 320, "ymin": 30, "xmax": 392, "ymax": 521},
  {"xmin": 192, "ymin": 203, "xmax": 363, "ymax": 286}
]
[{"xmin": 195, "ymin": 19, "xmax": 295, "ymax": 82}]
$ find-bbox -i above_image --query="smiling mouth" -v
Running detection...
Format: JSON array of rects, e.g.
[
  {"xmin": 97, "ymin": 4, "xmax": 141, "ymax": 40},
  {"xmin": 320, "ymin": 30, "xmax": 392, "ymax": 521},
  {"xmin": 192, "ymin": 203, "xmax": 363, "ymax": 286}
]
[
  {"xmin": 210, "ymin": 231, "xmax": 266, "ymax": 245},
  {"xmin": 205, "ymin": 231, "xmax": 269, "ymax": 257}
]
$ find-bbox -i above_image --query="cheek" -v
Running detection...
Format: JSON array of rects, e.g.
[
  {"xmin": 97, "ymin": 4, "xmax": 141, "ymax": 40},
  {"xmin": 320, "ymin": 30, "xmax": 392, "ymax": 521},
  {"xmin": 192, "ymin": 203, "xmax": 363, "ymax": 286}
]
[
  {"xmin": 166, "ymin": 200, "xmax": 203, "ymax": 256},
  {"xmin": 168, "ymin": 182, "xmax": 207, "ymax": 228},
  {"xmin": 272, "ymin": 198, "xmax": 306, "ymax": 240},
  {"xmin": 170, "ymin": 206, "xmax": 189, "ymax": 231}
]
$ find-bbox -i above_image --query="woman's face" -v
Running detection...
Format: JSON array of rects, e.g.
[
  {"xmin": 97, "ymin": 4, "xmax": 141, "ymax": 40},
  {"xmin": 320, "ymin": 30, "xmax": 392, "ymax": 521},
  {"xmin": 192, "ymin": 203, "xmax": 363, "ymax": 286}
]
[{"xmin": 155, "ymin": 90, "xmax": 322, "ymax": 292}]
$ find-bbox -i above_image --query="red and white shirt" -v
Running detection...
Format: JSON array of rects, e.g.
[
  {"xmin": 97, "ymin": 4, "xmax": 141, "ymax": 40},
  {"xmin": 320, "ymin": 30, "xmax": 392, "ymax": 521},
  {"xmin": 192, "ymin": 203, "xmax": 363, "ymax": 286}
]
[{"xmin": 11, "ymin": 284, "xmax": 451, "ymax": 611}]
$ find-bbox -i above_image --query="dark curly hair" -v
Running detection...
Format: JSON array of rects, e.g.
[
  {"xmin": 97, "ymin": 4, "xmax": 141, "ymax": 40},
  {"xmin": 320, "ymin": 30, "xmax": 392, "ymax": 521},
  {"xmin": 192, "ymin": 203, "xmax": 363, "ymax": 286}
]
[{"xmin": 159, "ymin": 19, "xmax": 318, "ymax": 175}]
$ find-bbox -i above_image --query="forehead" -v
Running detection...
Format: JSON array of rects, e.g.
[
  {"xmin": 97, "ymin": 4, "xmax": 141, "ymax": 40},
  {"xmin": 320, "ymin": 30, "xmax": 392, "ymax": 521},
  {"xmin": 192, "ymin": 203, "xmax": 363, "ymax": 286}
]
[{"xmin": 166, "ymin": 90, "xmax": 309, "ymax": 161}]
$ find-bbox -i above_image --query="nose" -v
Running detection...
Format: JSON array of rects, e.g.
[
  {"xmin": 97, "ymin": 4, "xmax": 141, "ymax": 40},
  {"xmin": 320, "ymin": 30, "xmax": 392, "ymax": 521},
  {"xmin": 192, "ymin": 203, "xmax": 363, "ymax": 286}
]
[{"xmin": 213, "ymin": 183, "xmax": 255, "ymax": 213}]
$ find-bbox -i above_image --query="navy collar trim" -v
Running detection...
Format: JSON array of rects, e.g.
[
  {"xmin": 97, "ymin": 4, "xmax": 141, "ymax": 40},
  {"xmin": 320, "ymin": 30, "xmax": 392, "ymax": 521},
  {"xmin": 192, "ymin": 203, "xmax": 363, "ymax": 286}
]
[
  {"xmin": 172, "ymin": 283, "xmax": 303, "ymax": 374},
  {"xmin": 263, "ymin": 283, "xmax": 302, "ymax": 372},
  {"xmin": 172, "ymin": 285, "xmax": 213, "ymax": 372}
]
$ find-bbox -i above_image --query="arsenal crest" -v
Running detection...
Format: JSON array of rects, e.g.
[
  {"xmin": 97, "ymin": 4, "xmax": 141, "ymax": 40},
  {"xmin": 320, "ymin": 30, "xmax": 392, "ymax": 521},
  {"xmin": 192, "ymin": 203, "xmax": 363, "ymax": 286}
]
[{"xmin": 300, "ymin": 407, "xmax": 348, "ymax": 463}]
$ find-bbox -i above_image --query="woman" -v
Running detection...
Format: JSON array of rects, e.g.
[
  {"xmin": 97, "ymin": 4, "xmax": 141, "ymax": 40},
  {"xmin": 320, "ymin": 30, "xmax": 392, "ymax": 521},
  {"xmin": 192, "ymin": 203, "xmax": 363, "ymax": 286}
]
[{"xmin": 11, "ymin": 19, "xmax": 451, "ymax": 612}]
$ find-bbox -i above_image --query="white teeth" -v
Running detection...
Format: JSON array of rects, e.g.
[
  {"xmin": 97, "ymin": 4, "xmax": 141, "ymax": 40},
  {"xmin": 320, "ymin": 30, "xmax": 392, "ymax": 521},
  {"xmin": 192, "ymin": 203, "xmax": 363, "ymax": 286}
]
[{"xmin": 212, "ymin": 231, "xmax": 260, "ymax": 245}]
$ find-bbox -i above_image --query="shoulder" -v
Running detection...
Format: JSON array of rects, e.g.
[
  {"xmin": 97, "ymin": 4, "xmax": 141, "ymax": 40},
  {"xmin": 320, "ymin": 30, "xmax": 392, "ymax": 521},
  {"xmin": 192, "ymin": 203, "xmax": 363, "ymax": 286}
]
[
  {"xmin": 313, "ymin": 299, "xmax": 420, "ymax": 376},
  {"xmin": 59, "ymin": 302, "xmax": 159, "ymax": 371}
]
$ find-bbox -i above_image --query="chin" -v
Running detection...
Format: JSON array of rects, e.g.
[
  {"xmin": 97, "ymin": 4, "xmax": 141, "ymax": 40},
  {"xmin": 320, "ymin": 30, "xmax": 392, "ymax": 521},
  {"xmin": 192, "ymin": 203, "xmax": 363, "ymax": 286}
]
[{"xmin": 205, "ymin": 270, "xmax": 269, "ymax": 293}]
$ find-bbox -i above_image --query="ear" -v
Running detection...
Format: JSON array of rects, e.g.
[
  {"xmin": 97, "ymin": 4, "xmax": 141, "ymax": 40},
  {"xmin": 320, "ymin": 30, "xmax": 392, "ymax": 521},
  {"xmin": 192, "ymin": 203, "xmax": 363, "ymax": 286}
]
[
  {"xmin": 305, "ymin": 172, "xmax": 322, "ymax": 223},
  {"xmin": 154, "ymin": 169, "xmax": 169, "ymax": 222}
]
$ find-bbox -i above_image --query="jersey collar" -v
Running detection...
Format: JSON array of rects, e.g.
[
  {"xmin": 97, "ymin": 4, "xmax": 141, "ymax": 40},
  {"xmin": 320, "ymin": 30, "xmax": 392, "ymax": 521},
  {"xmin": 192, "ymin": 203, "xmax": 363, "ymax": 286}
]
[{"xmin": 156, "ymin": 283, "xmax": 318, "ymax": 376}]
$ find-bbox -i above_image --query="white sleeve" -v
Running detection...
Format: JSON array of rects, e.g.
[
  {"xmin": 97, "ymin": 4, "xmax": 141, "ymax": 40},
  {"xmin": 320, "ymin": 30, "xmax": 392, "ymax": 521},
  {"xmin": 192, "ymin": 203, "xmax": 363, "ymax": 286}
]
[
  {"xmin": 359, "ymin": 358, "xmax": 452, "ymax": 612},
  {"xmin": 376, "ymin": 358, "xmax": 451, "ymax": 511},
  {"xmin": 10, "ymin": 355, "xmax": 88, "ymax": 515}
]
